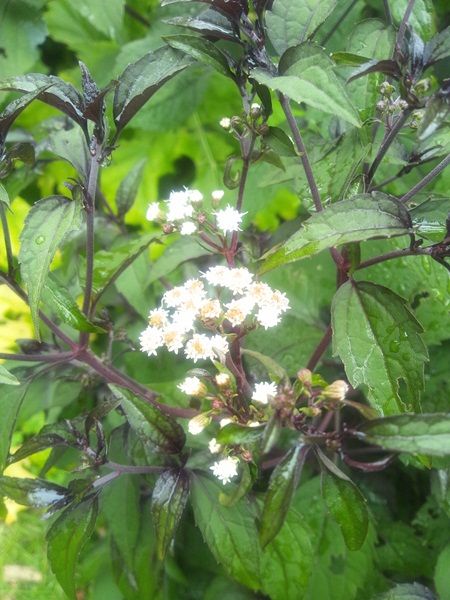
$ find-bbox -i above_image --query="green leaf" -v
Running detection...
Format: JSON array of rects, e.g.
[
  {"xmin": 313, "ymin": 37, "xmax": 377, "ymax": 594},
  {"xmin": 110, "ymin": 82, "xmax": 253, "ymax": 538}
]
[
  {"xmin": 435, "ymin": 543, "xmax": 450, "ymax": 600},
  {"xmin": 219, "ymin": 463, "xmax": 254, "ymax": 507},
  {"xmin": 318, "ymin": 449, "xmax": 369, "ymax": 551},
  {"xmin": 266, "ymin": 0, "xmax": 337, "ymax": 55},
  {"xmin": 263, "ymin": 126, "xmax": 297, "ymax": 157},
  {"xmin": 115, "ymin": 159, "xmax": 146, "ymax": 218},
  {"xmin": 261, "ymin": 507, "xmax": 314, "ymax": 600},
  {"xmin": 259, "ymin": 445, "xmax": 306, "ymax": 548},
  {"xmin": 332, "ymin": 281, "xmax": 428, "ymax": 415},
  {"xmin": 151, "ymin": 468, "xmax": 190, "ymax": 560},
  {"xmin": 19, "ymin": 195, "xmax": 82, "ymax": 336},
  {"xmin": 359, "ymin": 414, "xmax": 450, "ymax": 457},
  {"xmin": 426, "ymin": 26, "xmax": 450, "ymax": 64},
  {"xmin": 164, "ymin": 34, "xmax": 233, "ymax": 78},
  {"xmin": 376, "ymin": 583, "xmax": 436, "ymax": 599},
  {"xmin": 90, "ymin": 232, "xmax": 158, "ymax": 296},
  {"xmin": 109, "ymin": 385, "xmax": 185, "ymax": 454},
  {"xmin": 0, "ymin": 86, "xmax": 50, "ymax": 142},
  {"xmin": 191, "ymin": 475, "xmax": 260, "ymax": 590},
  {"xmin": 43, "ymin": 275, "xmax": 106, "ymax": 333},
  {"xmin": 8, "ymin": 421, "xmax": 80, "ymax": 465},
  {"xmin": 0, "ymin": 364, "xmax": 19, "ymax": 386},
  {"xmin": 102, "ymin": 475, "xmax": 140, "ymax": 569},
  {"xmin": 252, "ymin": 44, "xmax": 360, "ymax": 127},
  {"xmin": 390, "ymin": 0, "xmax": 435, "ymax": 41},
  {"xmin": 0, "ymin": 384, "xmax": 30, "ymax": 472},
  {"xmin": 260, "ymin": 193, "xmax": 411, "ymax": 272},
  {"xmin": 113, "ymin": 45, "xmax": 193, "ymax": 133},
  {"xmin": 47, "ymin": 498, "xmax": 98, "ymax": 600},
  {"xmin": 216, "ymin": 423, "xmax": 265, "ymax": 447},
  {"xmin": 0, "ymin": 183, "xmax": 10, "ymax": 207},
  {"xmin": 0, "ymin": 476, "xmax": 68, "ymax": 509},
  {"xmin": 241, "ymin": 348, "xmax": 288, "ymax": 383}
]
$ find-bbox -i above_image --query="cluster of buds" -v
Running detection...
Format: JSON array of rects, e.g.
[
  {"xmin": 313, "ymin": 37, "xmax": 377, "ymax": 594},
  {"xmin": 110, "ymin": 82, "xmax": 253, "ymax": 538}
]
[
  {"xmin": 146, "ymin": 187, "xmax": 246, "ymax": 237},
  {"xmin": 377, "ymin": 81, "xmax": 409, "ymax": 114},
  {"xmin": 139, "ymin": 266, "xmax": 290, "ymax": 359}
]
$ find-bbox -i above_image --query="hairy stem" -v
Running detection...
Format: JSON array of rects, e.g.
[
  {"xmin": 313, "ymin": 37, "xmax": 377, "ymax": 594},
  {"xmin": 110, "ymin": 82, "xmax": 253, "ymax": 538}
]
[
  {"xmin": 0, "ymin": 351, "xmax": 74, "ymax": 363},
  {"xmin": 307, "ymin": 326, "xmax": 333, "ymax": 372},
  {"xmin": 400, "ymin": 153, "xmax": 450, "ymax": 204},
  {"xmin": 0, "ymin": 203, "xmax": 14, "ymax": 276},
  {"xmin": 367, "ymin": 110, "xmax": 411, "ymax": 188}
]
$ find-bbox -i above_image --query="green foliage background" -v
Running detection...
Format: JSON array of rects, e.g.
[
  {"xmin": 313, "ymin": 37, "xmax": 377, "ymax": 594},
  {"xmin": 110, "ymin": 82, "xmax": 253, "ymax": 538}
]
[{"xmin": 1, "ymin": 0, "xmax": 450, "ymax": 599}]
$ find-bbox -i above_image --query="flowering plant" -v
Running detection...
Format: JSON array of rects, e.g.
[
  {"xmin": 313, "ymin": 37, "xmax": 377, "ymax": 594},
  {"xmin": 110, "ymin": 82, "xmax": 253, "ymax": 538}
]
[{"xmin": 1, "ymin": 0, "xmax": 450, "ymax": 598}]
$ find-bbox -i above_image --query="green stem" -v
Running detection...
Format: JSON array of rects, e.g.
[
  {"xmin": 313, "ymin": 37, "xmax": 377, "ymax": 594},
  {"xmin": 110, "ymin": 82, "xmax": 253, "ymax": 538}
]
[{"xmin": 0, "ymin": 203, "xmax": 14, "ymax": 276}]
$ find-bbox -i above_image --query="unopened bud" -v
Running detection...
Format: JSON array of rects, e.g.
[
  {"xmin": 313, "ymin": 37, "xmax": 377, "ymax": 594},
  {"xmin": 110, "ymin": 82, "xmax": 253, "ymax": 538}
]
[
  {"xmin": 323, "ymin": 380, "xmax": 349, "ymax": 402},
  {"xmin": 219, "ymin": 117, "xmax": 231, "ymax": 129},
  {"xmin": 241, "ymin": 449, "xmax": 253, "ymax": 462},
  {"xmin": 377, "ymin": 100, "xmax": 387, "ymax": 112},
  {"xmin": 220, "ymin": 417, "xmax": 233, "ymax": 428},
  {"xmin": 380, "ymin": 81, "xmax": 394, "ymax": 97},
  {"xmin": 162, "ymin": 223, "xmax": 174, "ymax": 235},
  {"xmin": 215, "ymin": 373, "xmax": 231, "ymax": 388},
  {"xmin": 250, "ymin": 102, "xmax": 262, "ymax": 117},
  {"xmin": 208, "ymin": 437, "xmax": 222, "ymax": 454},
  {"xmin": 297, "ymin": 368, "xmax": 312, "ymax": 386},
  {"xmin": 211, "ymin": 190, "xmax": 225, "ymax": 202},
  {"xmin": 414, "ymin": 78, "xmax": 430, "ymax": 94},
  {"xmin": 178, "ymin": 376, "xmax": 207, "ymax": 397},
  {"xmin": 300, "ymin": 406, "xmax": 322, "ymax": 417},
  {"xmin": 188, "ymin": 413, "xmax": 211, "ymax": 435}
]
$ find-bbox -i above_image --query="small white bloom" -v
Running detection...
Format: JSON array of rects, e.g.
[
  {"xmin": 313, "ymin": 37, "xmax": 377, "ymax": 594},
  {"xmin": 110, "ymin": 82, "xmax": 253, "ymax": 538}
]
[
  {"xmin": 185, "ymin": 334, "xmax": 214, "ymax": 362},
  {"xmin": 224, "ymin": 297, "xmax": 253, "ymax": 326},
  {"xmin": 146, "ymin": 202, "xmax": 161, "ymax": 221},
  {"xmin": 215, "ymin": 373, "xmax": 231, "ymax": 387},
  {"xmin": 246, "ymin": 282, "xmax": 273, "ymax": 305},
  {"xmin": 166, "ymin": 190, "xmax": 194, "ymax": 222},
  {"xmin": 162, "ymin": 327, "xmax": 185, "ymax": 353},
  {"xmin": 220, "ymin": 418, "xmax": 233, "ymax": 428},
  {"xmin": 252, "ymin": 381, "xmax": 278, "ymax": 404},
  {"xmin": 208, "ymin": 438, "xmax": 222, "ymax": 454},
  {"xmin": 215, "ymin": 204, "xmax": 246, "ymax": 234},
  {"xmin": 178, "ymin": 376, "xmax": 206, "ymax": 397},
  {"xmin": 202, "ymin": 265, "xmax": 230, "ymax": 287},
  {"xmin": 210, "ymin": 457, "xmax": 239, "ymax": 484},
  {"xmin": 247, "ymin": 421, "xmax": 262, "ymax": 428},
  {"xmin": 188, "ymin": 189, "xmax": 203, "ymax": 203},
  {"xmin": 188, "ymin": 413, "xmax": 211, "ymax": 435},
  {"xmin": 139, "ymin": 326, "xmax": 164, "ymax": 356},
  {"xmin": 255, "ymin": 306, "xmax": 282, "ymax": 329},
  {"xmin": 162, "ymin": 286, "xmax": 185, "ymax": 308},
  {"xmin": 211, "ymin": 190, "xmax": 225, "ymax": 201},
  {"xmin": 180, "ymin": 221, "xmax": 197, "ymax": 235},
  {"xmin": 171, "ymin": 308, "xmax": 197, "ymax": 333},
  {"xmin": 199, "ymin": 298, "xmax": 222, "ymax": 320},
  {"xmin": 267, "ymin": 290, "xmax": 290, "ymax": 313},
  {"xmin": 183, "ymin": 278, "xmax": 207, "ymax": 302},
  {"xmin": 224, "ymin": 268, "xmax": 254, "ymax": 295},
  {"xmin": 251, "ymin": 102, "xmax": 261, "ymax": 112},
  {"xmin": 148, "ymin": 308, "xmax": 168, "ymax": 328},
  {"xmin": 210, "ymin": 334, "xmax": 229, "ymax": 358},
  {"xmin": 220, "ymin": 117, "xmax": 231, "ymax": 129}
]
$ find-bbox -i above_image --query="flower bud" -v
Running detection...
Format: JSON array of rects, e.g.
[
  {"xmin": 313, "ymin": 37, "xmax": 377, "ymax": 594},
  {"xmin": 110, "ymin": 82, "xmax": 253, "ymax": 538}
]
[
  {"xmin": 188, "ymin": 413, "xmax": 211, "ymax": 435},
  {"xmin": 380, "ymin": 81, "xmax": 394, "ymax": 97},
  {"xmin": 178, "ymin": 376, "xmax": 207, "ymax": 397},
  {"xmin": 215, "ymin": 372, "xmax": 231, "ymax": 388},
  {"xmin": 250, "ymin": 102, "xmax": 262, "ymax": 117},
  {"xmin": 219, "ymin": 117, "xmax": 231, "ymax": 129},
  {"xmin": 208, "ymin": 437, "xmax": 222, "ymax": 454},
  {"xmin": 211, "ymin": 190, "xmax": 225, "ymax": 202},
  {"xmin": 162, "ymin": 223, "xmax": 174, "ymax": 235},
  {"xmin": 297, "ymin": 368, "xmax": 312, "ymax": 386},
  {"xmin": 300, "ymin": 406, "xmax": 322, "ymax": 417},
  {"xmin": 323, "ymin": 380, "xmax": 349, "ymax": 402}
]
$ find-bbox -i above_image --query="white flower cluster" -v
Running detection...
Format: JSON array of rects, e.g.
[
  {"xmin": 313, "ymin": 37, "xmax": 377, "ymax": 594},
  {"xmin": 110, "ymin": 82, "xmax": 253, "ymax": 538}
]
[
  {"xmin": 146, "ymin": 188, "xmax": 245, "ymax": 236},
  {"xmin": 139, "ymin": 267, "xmax": 290, "ymax": 361},
  {"xmin": 210, "ymin": 456, "xmax": 239, "ymax": 485}
]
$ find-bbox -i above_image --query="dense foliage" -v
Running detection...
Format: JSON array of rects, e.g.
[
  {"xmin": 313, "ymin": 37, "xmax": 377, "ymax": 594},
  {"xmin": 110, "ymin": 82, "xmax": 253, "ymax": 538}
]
[{"xmin": 1, "ymin": 0, "xmax": 450, "ymax": 598}]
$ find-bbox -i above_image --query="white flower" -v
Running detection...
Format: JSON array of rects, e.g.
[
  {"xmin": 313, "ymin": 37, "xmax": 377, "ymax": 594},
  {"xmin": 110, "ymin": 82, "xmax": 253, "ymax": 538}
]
[
  {"xmin": 166, "ymin": 190, "xmax": 194, "ymax": 222},
  {"xmin": 202, "ymin": 265, "xmax": 230, "ymax": 287},
  {"xmin": 162, "ymin": 327, "xmax": 185, "ymax": 353},
  {"xmin": 210, "ymin": 457, "xmax": 239, "ymax": 484},
  {"xmin": 162, "ymin": 286, "xmax": 185, "ymax": 308},
  {"xmin": 208, "ymin": 438, "xmax": 222, "ymax": 454},
  {"xmin": 220, "ymin": 418, "xmax": 233, "ymax": 428},
  {"xmin": 188, "ymin": 189, "xmax": 203, "ymax": 203},
  {"xmin": 323, "ymin": 380, "xmax": 349, "ymax": 402},
  {"xmin": 184, "ymin": 334, "xmax": 214, "ymax": 362},
  {"xmin": 183, "ymin": 279, "xmax": 207, "ymax": 303},
  {"xmin": 246, "ymin": 282, "xmax": 272, "ymax": 305},
  {"xmin": 148, "ymin": 308, "xmax": 168, "ymax": 328},
  {"xmin": 220, "ymin": 117, "xmax": 231, "ymax": 129},
  {"xmin": 224, "ymin": 268, "xmax": 253, "ymax": 295},
  {"xmin": 171, "ymin": 308, "xmax": 197, "ymax": 333},
  {"xmin": 224, "ymin": 297, "xmax": 253, "ymax": 326},
  {"xmin": 247, "ymin": 421, "xmax": 262, "ymax": 428},
  {"xmin": 210, "ymin": 334, "xmax": 229, "ymax": 358},
  {"xmin": 188, "ymin": 413, "xmax": 211, "ymax": 435},
  {"xmin": 215, "ymin": 373, "xmax": 231, "ymax": 387},
  {"xmin": 255, "ymin": 306, "xmax": 282, "ymax": 329},
  {"xmin": 215, "ymin": 205, "xmax": 246, "ymax": 234},
  {"xmin": 139, "ymin": 326, "xmax": 164, "ymax": 356},
  {"xmin": 267, "ymin": 290, "xmax": 290, "ymax": 313},
  {"xmin": 146, "ymin": 202, "xmax": 161, "ymax": 221},
  {"xmin": 211, "ymin": 190, "xmax": 225, "ymax": 201},
  {"xmin": 178, "ymin": 376, "xmax": 206, "ymax": 397},
  {"xmin": 252, "ymin": 382, "xmax": 278, "ymax": 404},
  {"xmin": 199, "ymin": 298, "xmax": 222, "ymax": 320},
  {"xmin": 180, "ymin": 221, "xmax": 197, "ymax": 235}
]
